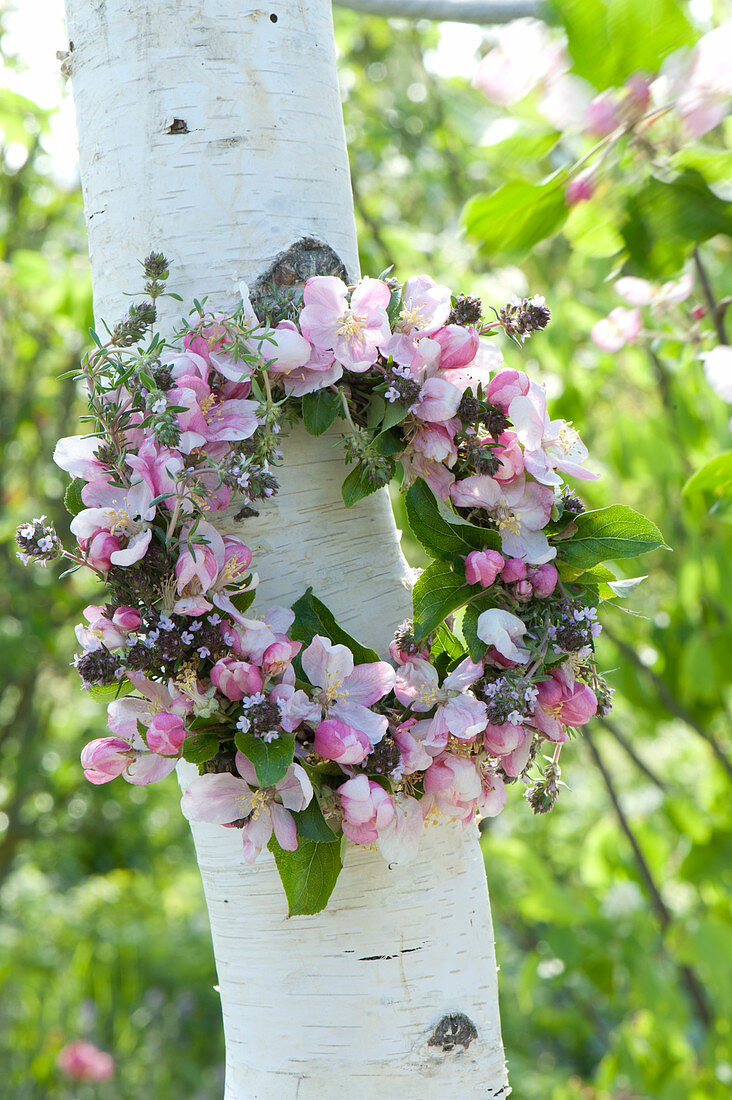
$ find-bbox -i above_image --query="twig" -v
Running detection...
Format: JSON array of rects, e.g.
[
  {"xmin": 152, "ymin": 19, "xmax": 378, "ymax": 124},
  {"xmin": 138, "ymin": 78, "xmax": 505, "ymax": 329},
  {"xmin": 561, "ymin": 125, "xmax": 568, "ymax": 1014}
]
[
  {"xmin": 694, "ymin": 246, "xmax": 728, "ymax": 346},
  {"xmin": 603, "ymin": 625, "xmax": 732, "ymax": 781},
  {"xmin": 597, "ymin": 716, "xmax": 666, "ymax": 792},
  {"xmin": 335, "ymin": 0, "xmax": 541, "ymax": 23},
  {"xmin": 584, "ymin": 729, "xmax": 712, "ymax": 1030}
]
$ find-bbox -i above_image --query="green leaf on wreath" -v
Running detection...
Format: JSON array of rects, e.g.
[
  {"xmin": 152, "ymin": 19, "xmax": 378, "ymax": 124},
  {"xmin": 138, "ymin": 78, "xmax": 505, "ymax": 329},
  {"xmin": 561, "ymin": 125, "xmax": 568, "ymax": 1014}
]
[
  {"xmin": 181, "ymin": 732, "xmax": 222, "ymax": 766},
  {"xmin": 233, "ymin": 730, "xmax": 295, "ymax": 787},
  {"xmin": 291, "ymin": 587, "xmax": 380, "ymax": 664},
  {"xmin": 461, "ymin": 601, "xmax": 490, "ymax": 663},
  {"xmin": 412, "ymin": 560, "xmax": 477, "ymax": 644},
  {"xmin": 301, "ymin": 390, "xmax": 342, "ymax": 436},
  {"xmin": 86, "ymin": 679, "xmax": 136, "ymax": 704},
  {"xmin": 341, "ymin": 464, "xmax": 382, "ymax": 508},
  {"xmin": 64, "ymin": 478, "xmax": 86, "ymax": 516},
  {"xmin": 558, "ymin": 505, "xmax": 667, "ymax": 571},
  {"xmin": 405, "ymin": 479, "xmax": 500, "ymax": 561},
  {"xmin": 292, "ymin": 796, "xmax": 338, "ymax": 844},
  {"xmin": 269, "ymin": 834, "xmax": 343, "ymax": 916}
]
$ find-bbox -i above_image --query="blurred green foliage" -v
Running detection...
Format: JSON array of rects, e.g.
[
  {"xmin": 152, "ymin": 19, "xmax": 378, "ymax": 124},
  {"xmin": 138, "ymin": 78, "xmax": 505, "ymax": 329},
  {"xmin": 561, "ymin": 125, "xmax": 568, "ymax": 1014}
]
[{"xmin": 2, "ymin": 1, "xmax": 731, "ymax": 1097}]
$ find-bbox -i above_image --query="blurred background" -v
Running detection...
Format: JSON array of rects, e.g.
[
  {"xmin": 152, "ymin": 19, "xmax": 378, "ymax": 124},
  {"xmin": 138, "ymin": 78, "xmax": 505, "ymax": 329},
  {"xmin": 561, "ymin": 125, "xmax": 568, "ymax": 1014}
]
[{"xmin": 1, "ymin": 0, "xmax": 730, "ymax": 1096}]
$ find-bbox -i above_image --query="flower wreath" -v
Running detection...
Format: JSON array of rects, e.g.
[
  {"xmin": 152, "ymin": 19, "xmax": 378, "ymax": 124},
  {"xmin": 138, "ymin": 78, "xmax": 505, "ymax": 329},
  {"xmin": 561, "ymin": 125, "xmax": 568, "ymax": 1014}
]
[{"xmin": 18, "ymin": 254, "xmax": 664, "ymax": 914}]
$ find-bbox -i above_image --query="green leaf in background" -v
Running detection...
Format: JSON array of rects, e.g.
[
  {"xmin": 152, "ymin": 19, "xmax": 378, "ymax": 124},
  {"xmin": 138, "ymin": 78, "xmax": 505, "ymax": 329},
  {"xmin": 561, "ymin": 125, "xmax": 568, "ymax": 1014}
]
[
  {"xmin": 290, "ymin": 587, "xmax": 380, "ymax": 664},
  {"xmin": 292, "ymin": 796, "xmax": 338, "ymax": 844},
  {"xmin": 233, "ymin": 730, "xmax": 295, "ymax": 787},
  {"xmin": 462, "ymin": 180, "xmax": 568, "ymax": 257},
  {"xmin": 554, "ymin": 0, "xmax": 694, "ymax": 91},
  {"xmin": 405, "ymin": 478, "xmax": 500, "ymax": 561},
  {"xmin": 63, "ymin": 477, "xmax": 86, "ymax": 516},
  {"xmin": 181, "ymin": 732, "xmax": 221, "ymax": 766},
  {"xmin": 622, "ymin": 171, "xmax": 732, "ymax": 277},
  {"xmin": 412, "ymin": 560, "xmax": 477, "ymax": 644},
  {"xmin": 670, "ymin": 147, "xmax": 732, "ymax": 186},
  {"xmin": 301, "ymin": 389, "xmax": 342, "ymax": 436},
  {"xmin": 683, "ymin": 452, "xmax": 732, "ymax": 502},
  {"xmin": 86, "ymin": 679, "xmax": 136, "ymax": 704},
  {"xmin": 563, "ymin": 196, "xmax": 624, "ymax": 258},
  {"xmin": 559, "ymin": 506, "xmax": 667, "ymax": 570},
  {"xmin": 269, "ymin": 834, "xmax": 343, "ymax": 916}
]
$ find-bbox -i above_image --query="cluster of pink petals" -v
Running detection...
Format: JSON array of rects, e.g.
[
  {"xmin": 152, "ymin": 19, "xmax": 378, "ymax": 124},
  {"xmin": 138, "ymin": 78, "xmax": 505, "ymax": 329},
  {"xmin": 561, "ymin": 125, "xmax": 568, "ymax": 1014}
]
[{"xmin": 57, "ymin": 1040, "xmax": 115, "ymax": 1082}]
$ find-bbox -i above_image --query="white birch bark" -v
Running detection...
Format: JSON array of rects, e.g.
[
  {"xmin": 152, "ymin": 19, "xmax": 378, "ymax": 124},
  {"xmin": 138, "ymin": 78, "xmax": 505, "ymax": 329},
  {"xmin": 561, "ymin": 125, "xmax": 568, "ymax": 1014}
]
[{"xmin": 63, "ymin": 0, "xmax": 509, "ymax": 1094}]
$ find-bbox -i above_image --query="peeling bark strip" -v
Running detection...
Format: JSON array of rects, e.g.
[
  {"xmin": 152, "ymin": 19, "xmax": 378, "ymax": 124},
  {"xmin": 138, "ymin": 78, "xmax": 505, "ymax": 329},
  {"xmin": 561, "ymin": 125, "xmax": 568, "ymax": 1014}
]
[{"xmin": 64, "ymin": 0, "xmax": 508, "ymax": 1095}]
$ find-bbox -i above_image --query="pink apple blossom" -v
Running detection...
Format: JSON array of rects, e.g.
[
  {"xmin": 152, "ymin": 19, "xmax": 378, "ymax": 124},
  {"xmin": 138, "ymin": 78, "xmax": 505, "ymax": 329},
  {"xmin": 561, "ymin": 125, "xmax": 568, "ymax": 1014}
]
[
  {"xmin": 509, "ymin": 382, "xmax": 597, "ymax": 485},
  {"xmin": 411, "ymin": 376, "xmax": 462, "ymax": 423},
  {"xmin": 565, "ymin": 172, "xmax": 594, "ymax": 206},
  {"xmin": 301, "ymin": 635, "xmax": 395, "ymax": 744},
  {"xmin": 71, "ymin": 477, "xmax": 157, "ymax": 568},
  {"xmin": 299, "ymin": 275, "xmax": 391, "ymax": 373},
  {"xmin": 181, "ymin": 752, "xmax": 313, "ymax": 863},
  {"xmin": 397, "ymin": 274, "xmax": 452, "ymax": 336},
  {"xmin": 394, "ymin": 656, "xmax": 487, "ymax": 744},
  {"xmin": 451, "ymin": 474, "xmax": 555, "ymax": 563},
  {"xmin": 53, "ymin": 435, "xmax": 107, "ymax": 482},
  {"xmin": 338, "ymin": 774, "xmax": 394, "ymax": 845},
  {"xmin": 57, "ymin": 1040, "xmax": 114, "ymax": 1082},
  {"xmin": 591, "ymin": 307, "xmax": 642, "ymax": 352},
  {"xmin": 531, "ymin": 669, "xmax": 598, "ymax": 741}
]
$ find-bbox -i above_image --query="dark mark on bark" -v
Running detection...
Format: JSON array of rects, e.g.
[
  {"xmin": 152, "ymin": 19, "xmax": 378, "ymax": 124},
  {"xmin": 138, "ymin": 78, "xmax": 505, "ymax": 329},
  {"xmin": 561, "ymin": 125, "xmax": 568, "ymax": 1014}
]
[
  {"xmin": 250, "ymin": 237, "xmax": 349, "ymax": 315},
  {"xmin": 359, "ymin": 946, "xmax": 423, "ymax": 961},
  {"xmin": 428, "ymin": 1013, "xmax": 478, "ymax": 1052},
  {"xmin": 165, "ymin": 118, "xmax": 189, "ymax": 134}
]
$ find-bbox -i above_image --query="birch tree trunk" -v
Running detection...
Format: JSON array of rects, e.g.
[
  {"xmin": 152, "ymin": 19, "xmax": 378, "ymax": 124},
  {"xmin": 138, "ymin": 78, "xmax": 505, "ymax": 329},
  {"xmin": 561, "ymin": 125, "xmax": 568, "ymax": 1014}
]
[{"xmin": 63, "ymin": 1, "xmax": 509, "ymax": 1095}]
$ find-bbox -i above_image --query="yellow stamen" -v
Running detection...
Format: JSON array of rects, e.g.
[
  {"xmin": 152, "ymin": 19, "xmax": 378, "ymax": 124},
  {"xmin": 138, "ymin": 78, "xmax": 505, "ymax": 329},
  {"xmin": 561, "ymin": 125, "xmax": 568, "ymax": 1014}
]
[{"xmin": 336, "ymin": 309, "xmax": 366, "ymax": 338}]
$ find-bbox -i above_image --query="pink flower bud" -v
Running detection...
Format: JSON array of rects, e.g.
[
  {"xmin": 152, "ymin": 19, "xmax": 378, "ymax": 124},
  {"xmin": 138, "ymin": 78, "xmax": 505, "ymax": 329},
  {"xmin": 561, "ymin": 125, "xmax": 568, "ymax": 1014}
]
[
  {"xmin": 432, "ymin": 324, "xmax": 480, "ymax": 369},
  {"xmin": 83, "ymin": 530, "xmax": 123, "ymax": 571},
  {"xmin": 464, "ymin": 549, "xmax": 505, "ymax": 587},
  {"xmin": 565, "ymin": 173, "xmax": 594, "ymax": 206},
  {"xmin": 501, "ymin": 557, "xmax": 527, "ymax": 583},
  {"xmin": 314, "ymin": 719, "xmax": 371, "ymax": 765},
  {"xmin": 691, "ymin": 305, "xmax": 706, "ymax": 321},
  {"xmin": 514, "ymin": 579, "xmax": 533, "ymax": 601},
  {"xmin": 57, "ymin": 1040, "xmax": 115, "ymax": 1082},
  {"xmin": 485, "ymin": 368, "xmax": 530, "ymax": 410},
  {"xmin": 583, "ymin": 92, "xmax": 619, "ymax": 136},
  {"xmin": 146, "ymin": 712, "xmax": 187, "ymax": 756},
  {"xmin": 261, "ymin": 638, "xmax": 301, "ymax": 677},
  {"xmin": 529, "ymin": 562, "xmax": 558, "ymax": 597},
  {"xmin": 81, "ymin": 737, "xmax": 132, "ymax": 784},
  {"xmin": 112, "ymin": 606, "xmax": 142, "ymax": 632},
  {"xmin": 210, "ymin": 657, "xmax": 264, "ymax": 701},
  {"xmin": 591, "ymin": 308, "xmax": 642, "ymax": 353},
  {"xmin": 625, "ymin": 73, "xmax": 651, "ymax": 112}
]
